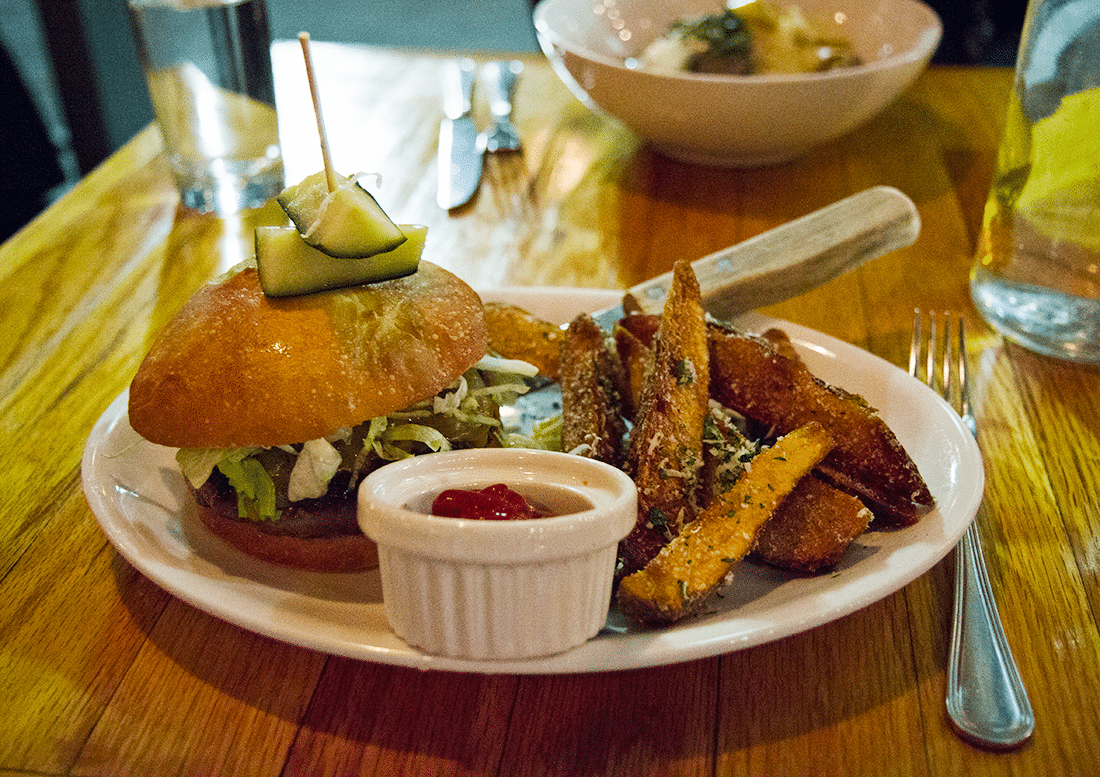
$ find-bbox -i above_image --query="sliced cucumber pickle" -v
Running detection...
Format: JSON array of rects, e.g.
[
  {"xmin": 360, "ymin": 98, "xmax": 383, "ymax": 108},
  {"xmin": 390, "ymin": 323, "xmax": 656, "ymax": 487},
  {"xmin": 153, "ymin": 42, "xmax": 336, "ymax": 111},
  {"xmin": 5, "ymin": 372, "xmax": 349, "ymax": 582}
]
[
  {"xmin": 276, "ymin": 171, "xmax": 406, "ymax": 259},
  {"xmin": 256, "ymin": 224, "xmax": 426, "ymax": 297}
]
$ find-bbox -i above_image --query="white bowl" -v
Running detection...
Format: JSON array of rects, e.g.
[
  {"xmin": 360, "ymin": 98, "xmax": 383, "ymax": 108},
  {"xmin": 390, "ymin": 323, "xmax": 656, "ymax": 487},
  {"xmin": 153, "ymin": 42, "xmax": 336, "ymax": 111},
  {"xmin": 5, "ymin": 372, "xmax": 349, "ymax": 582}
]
[
  {"xmin": 358, "ymin": 449, "xmax": 637, "ymax": 660},
  {"xmin": 533, "ymin": 0, "xmax": 942, "ymax": 166}
]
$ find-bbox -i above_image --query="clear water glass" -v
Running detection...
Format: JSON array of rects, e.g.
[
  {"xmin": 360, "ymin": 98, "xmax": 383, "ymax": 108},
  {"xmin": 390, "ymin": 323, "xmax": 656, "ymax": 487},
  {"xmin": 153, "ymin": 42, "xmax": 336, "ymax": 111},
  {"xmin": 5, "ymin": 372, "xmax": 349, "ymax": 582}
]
[
  {"xmin": 127, "ymin": 0, "xmax": 284, "ymax": 214},
  {"xmin": 971, "ymin": 0, "xmax": 1100, "ymax": 363}
]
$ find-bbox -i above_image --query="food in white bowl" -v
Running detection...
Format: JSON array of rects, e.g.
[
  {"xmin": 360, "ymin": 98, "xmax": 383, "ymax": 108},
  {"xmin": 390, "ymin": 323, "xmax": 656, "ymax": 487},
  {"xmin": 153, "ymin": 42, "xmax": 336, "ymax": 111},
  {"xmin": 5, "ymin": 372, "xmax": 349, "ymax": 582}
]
[
  {"xmin": 358, "ymin": 448, "xmax": 637, "ymax": 660},
  {"xmin": 533, "ymin": 0, "xmax": 942, "ymax": 166},
  {"xmin": 637, "ymin": 1, "xmax": 862, "ymax": 76}
]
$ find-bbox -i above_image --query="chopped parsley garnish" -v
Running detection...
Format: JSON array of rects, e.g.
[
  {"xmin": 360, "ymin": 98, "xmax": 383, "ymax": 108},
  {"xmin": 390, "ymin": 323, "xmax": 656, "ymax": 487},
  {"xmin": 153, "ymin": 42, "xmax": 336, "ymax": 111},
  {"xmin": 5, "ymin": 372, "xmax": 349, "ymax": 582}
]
[
  {"xmin": 674, "ymin": 358, "xmax": 696, "ymax": 386},
  {"xmin": 648, "ymin": 506, "xmax": 670, "ymax": 532}
]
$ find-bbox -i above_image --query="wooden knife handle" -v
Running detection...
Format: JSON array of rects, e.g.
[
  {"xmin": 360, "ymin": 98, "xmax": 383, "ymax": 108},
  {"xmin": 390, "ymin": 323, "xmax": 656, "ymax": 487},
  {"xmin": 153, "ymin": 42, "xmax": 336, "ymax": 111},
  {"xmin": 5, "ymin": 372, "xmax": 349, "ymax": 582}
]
[{"xmin": 623, "ymin": 186, "xmax": 920, "ymax": 321}]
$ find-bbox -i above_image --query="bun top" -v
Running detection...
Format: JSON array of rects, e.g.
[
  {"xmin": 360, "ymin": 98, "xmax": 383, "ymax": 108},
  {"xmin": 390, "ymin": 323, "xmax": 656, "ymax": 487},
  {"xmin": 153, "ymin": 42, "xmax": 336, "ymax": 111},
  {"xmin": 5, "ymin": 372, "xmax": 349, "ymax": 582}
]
[{"xmin": 129, "ymin": 262, "xmax": 487, "ymax": 448}]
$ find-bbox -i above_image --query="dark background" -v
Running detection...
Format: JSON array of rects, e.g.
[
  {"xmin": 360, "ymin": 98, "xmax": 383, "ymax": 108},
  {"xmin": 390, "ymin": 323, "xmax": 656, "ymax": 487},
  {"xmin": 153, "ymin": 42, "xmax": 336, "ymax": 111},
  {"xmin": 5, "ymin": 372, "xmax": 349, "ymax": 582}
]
[{"xmin": 2, "ymin": 0, "xmax": 1029, "ymax": 241}]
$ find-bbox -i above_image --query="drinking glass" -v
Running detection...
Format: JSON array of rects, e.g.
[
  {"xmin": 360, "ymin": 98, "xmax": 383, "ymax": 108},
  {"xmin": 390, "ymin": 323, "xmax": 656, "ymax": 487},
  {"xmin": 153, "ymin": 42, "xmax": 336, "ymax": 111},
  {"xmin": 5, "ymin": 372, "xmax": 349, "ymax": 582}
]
[
  {"xmin": 970, "ymin": 0, "xmax": 1100, "ymax": 363},
  {"xmin": 128, "ymin": 0, "xmax": 284, "ymax": 214}
]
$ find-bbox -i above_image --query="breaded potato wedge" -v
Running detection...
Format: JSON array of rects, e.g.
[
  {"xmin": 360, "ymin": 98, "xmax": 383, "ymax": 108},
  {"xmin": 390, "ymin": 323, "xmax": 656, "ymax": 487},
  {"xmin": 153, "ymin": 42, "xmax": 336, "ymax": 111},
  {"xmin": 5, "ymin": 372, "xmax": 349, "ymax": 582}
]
[
  {"xmin": 560, "ymin": 313, "xmax": 628, "ymax": 468},
  {"xmin": 699, "ymin": 401, "xmax": 757, "ymax": 502},
  {"xmin": 754, "ymin": 475, "xmax": 873, "ymax": 572},
  {"xmin": 760, "ymin": 327, "xmax": 801, "ymax": 363},
  {"xmin": 708, "ymin": 323, "xmax": 934, "ymax": 526},
  {"xmin": 483, "ymin": 301, "xmax": 564, "ymax": 380},
  {"xmin": 702, "ymin": 398, "xmax": 872, "ymax": 572},
  {"xmin": 612, "ymin": 317, "xmax": 931, "ymax": 525},
  {"xmin": 616, "ymin": 312, "xmax": 660, "ymax": 343},
  {"xmin": 617, "ymin": 422, "xmax": 834, "ymax": 623},
  {"xmin": 618, "ymin": 262, "xmax": 711, "ymax": 577},
  {"xmin": 612, "ymin": 320, "xmax": 652, "ymax": 422}
]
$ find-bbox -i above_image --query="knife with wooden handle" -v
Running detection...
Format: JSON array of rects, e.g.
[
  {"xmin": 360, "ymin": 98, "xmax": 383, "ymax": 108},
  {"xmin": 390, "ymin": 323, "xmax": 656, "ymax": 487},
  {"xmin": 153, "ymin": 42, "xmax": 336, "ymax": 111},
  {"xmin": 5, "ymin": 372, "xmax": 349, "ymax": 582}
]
[
  {"xmin": 508, "ymin": 186, "xmax": 920, "ymax": 429},
  {"xmin": 604, "ymin": 185, "xmax": 920, "ymax": 329}
]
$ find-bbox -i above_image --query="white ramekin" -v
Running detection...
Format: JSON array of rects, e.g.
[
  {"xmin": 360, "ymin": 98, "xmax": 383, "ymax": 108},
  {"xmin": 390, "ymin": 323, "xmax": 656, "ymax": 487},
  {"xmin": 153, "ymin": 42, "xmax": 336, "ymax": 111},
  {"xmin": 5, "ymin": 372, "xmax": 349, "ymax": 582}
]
[{"xmin": 358, "ymin": 448, "xmax": 637, "ymax": 660}]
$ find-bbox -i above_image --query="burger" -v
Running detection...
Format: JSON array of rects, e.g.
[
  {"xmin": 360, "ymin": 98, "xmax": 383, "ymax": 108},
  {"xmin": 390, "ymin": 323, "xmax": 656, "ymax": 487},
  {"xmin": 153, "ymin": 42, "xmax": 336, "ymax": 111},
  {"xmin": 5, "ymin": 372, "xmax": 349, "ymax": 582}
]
[{"xmin": 127, "ymin": 259, "xmax": 528, "ymax": 572}]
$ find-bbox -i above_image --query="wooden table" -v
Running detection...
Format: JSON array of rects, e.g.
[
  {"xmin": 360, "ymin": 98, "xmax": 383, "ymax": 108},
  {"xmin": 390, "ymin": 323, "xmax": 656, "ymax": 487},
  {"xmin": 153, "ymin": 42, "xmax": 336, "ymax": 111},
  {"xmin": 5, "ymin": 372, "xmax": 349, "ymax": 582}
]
[{"xmin": 3, "ymin": 41, "xmax": 1099, "ymax": 775}]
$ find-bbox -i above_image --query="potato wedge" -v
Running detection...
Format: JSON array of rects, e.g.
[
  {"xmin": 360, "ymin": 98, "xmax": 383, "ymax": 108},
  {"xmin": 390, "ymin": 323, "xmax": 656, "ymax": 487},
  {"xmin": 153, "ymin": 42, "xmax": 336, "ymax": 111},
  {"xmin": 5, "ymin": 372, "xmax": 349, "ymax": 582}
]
[
  {"xmin": 611, "ymin": 319, "xmax": 652, "ymax": 422},
  {"xmin": 618, "ymin": 261, "xmax": 711, "ymax": 577},
  {"xmin": 699, "ymin": 402, "xmax": 758, "ymax": 502},
  {"xmin": 617, "ymin": 317, "xmax": 932, "ymax": 526},
  {"xmin": 560, "ymin": 313, "xmax": 628, "ymax": 468},
  {"xmin": 754, "ymin": 475, "xmax": 873, "ymax": 572},
  {"xmin": 617, "ymin": 421, "xmax": 834, "ymax": 623},
  {"xmin": 483, "ymin": 301, "xmax": 564, "ymax": 380},
  {"xmin": 759, "ymin": 327, "xmax": 801, "ymax": 363},
  {"xmin": 708, "ymin": 323, "xmax": 934, "ymax": 525},
  {"xmin": 702, "ymin": 401, "xmax": 872, "ymax": 572}
]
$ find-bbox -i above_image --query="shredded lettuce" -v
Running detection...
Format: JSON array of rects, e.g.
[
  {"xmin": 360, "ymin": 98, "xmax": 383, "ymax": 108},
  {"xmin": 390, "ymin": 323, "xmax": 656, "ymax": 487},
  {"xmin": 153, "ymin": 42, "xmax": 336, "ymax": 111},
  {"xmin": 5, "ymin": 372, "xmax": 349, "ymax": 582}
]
[
  {"xmin": 176, "ymin": 446, "xmax": 277, "ymax": 520},
  {"xmin": 399, "ymin": 368, "xmax": 510, "ymax": 432},
  {"xmin": 432, "ymin": 374, "xmax": 469, "ymax": 416},
  {"xmin": 175, "ymin": 361, "xmax": 547, "ymax": 515},
  {"xmin": 217, "ymin": 455, "xmax": 279, "ymax": 520},
  {"xmin": 469, "ymin": 381, "xmax": 531, "ymax": 402},
  {"xmin": 503, "ymin": 413, "xmax": 563, "ymax": 451},
  {"xmin": 376, "ymin": 423, "xmax": 452, "ymax": 460},
  {"xmin": 360, "ymin": 416, "xmax": 389, "ymax": 464},
  {"xmin": 176, "ymin": 446, "xmax": 259, "ymax": 488}
]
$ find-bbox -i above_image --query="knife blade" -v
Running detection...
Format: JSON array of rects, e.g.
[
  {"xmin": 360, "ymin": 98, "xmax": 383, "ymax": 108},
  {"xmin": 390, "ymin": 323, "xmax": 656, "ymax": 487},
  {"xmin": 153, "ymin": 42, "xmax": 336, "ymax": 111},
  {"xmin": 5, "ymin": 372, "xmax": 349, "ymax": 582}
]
[
  {"xmin": 506, "ymin": 186, "xmax": 920, "ymax": 432},
  {"xmin": 591, "ymin": 185, "xmax": 920, "ymax": 331},
  {"xmin": 437, "ymin": 59, "xmax": 483, "ymax": 210}
]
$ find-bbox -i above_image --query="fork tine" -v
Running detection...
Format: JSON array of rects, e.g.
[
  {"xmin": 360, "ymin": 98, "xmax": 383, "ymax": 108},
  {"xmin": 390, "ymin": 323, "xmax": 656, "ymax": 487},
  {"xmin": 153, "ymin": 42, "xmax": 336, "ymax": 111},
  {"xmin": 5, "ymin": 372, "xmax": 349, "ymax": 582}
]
[
  {"xmin": 943, "ymin": 311, "xmax": 953, "ymax": 404},
  {"xmin": 909, "ymin": 308, "xmax": 922, "ymax": 379},
  {"xmin": 933, "ymin": 310, "xmax": 968, "ymax": 419},
  {"xmin": 941, "ymin": 310, "xmax": 959, "ymax": 411},
  {"xmin": 927, "ymin": 311, "xmax": 938, "ymax": 392},
  {"xmin": 910, "ymin": 309, "xmax": 961, "ymax": 405},
  {"xmin": 957, "ymin": 314, "xmax": 971, "ymax": 424},
  {"xmin": 909, "ymin": 308, "xmax": 944, "ymax": 391}
]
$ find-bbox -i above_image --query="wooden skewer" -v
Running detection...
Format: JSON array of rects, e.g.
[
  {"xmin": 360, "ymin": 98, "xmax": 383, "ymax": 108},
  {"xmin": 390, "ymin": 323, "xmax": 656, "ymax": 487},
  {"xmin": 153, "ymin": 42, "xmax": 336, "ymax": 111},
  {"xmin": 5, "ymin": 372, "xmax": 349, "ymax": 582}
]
[{"xmin": 298, "ymin": 32, "xmax": 337, "ymax": 192}]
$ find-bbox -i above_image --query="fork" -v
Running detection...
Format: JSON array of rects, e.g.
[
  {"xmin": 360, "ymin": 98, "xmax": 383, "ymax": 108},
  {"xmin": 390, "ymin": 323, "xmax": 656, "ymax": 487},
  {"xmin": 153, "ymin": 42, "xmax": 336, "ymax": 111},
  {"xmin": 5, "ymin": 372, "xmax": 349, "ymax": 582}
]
[
  {"xmin": 910, "ymin": 310, "xmax": 1034, "ymax": 749},
  {"xmin": 479, "ymin": 60, "xmax": 523, "ymax": 153}
]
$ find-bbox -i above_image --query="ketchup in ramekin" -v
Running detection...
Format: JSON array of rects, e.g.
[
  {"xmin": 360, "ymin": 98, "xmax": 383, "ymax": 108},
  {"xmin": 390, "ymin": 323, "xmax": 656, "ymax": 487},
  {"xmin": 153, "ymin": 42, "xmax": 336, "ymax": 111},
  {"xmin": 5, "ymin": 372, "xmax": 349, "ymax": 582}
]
[
  {"xmin": 358, "ymin": 448, "xmax": 637, "ymax": 660},
  {"xmin": 432, "ymin": 483, "xmax": 549, "ymax": 520}
]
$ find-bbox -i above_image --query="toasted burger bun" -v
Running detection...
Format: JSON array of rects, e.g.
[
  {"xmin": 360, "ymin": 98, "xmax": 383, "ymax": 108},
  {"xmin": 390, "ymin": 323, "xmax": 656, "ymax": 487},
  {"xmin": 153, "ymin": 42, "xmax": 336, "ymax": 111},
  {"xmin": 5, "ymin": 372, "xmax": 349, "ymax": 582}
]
[
  {"xmin": 128, "ymin": 261, "xmax": 487, "ymax": 572},
  {"xmin": 129, "ymin": 261, "xmax": 487, "ymax": 448}
]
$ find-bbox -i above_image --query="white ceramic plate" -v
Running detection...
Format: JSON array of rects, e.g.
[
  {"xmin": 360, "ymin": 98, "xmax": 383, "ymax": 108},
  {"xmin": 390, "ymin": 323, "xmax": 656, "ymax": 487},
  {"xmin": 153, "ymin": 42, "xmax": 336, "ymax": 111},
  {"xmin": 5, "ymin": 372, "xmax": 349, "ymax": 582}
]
[{"xmin": 82, "ymin": 288, "xmax": 983, "ymax": 674}]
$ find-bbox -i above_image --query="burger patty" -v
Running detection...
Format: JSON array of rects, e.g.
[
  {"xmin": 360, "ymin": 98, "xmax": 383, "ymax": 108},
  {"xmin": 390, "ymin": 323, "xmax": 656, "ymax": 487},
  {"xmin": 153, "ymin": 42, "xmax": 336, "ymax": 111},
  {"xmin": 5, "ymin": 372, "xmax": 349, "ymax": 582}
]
[{"xmin": 194, "ymin": 468, "xmax": 362, "ymax": 538}]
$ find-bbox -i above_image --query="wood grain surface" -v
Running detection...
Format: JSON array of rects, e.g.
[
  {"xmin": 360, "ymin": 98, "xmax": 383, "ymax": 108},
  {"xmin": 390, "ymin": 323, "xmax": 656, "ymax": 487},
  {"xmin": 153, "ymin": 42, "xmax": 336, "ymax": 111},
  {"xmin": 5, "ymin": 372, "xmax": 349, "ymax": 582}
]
[{"xmin": 2, "ymin": 41, "xmax": 1098, "ymax": 776}]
